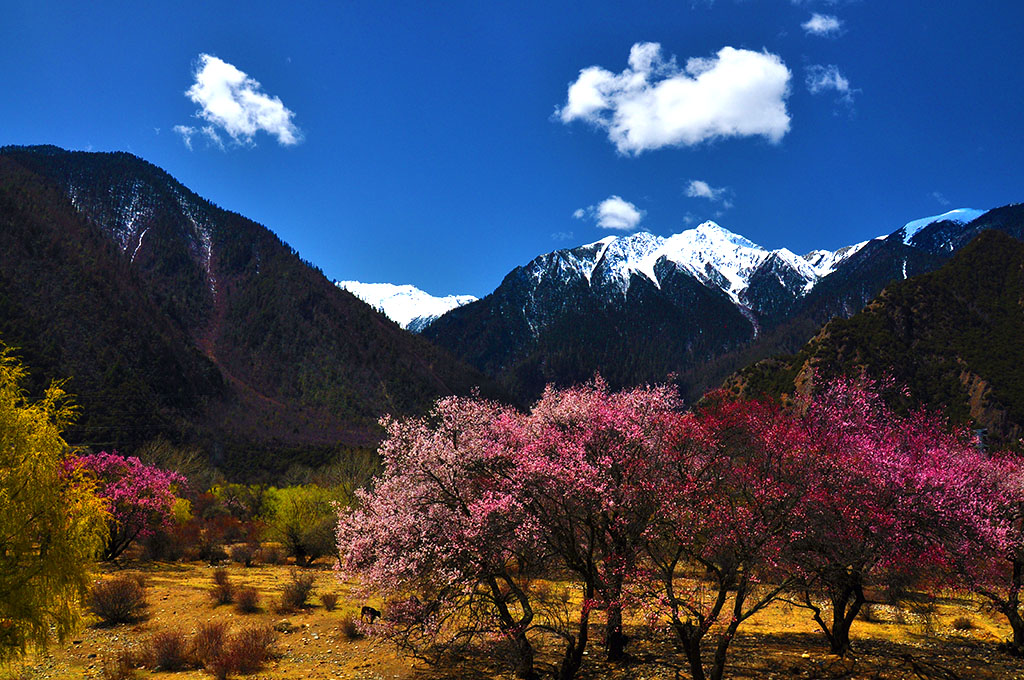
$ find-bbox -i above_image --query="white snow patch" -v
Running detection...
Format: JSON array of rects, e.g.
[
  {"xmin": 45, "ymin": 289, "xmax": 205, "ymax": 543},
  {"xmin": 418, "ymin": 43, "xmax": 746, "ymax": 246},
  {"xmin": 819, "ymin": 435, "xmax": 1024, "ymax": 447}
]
[
  {"xmin": 131, "ymin": 228, "xmax": 149, "ymax": 263},
  {"xmin": 175, "ymin": 194, "xmax": 216, "ymax": 295},
  {"xmin": 801, "ymin": 239, "xmax": 870, "ymax": 277},
  {"xmin": 900, "ymin": 208, "xmax": 985, "ymax": 244}
]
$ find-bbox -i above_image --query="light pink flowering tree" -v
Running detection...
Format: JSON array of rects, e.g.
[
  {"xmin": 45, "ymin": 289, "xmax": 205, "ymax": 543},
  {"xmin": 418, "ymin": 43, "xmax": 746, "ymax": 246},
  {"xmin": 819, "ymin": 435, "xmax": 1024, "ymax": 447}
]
[
  {"xmin": 66, "ymin": 451, "xmax": 186, "ymax": 561},
  {"xmin": 513, "ymin": 379, "xmax": 681, "ymax": 675},
  {"xmin": 336, "ymin": 396, "xmax": 545, "ymax": 679}
]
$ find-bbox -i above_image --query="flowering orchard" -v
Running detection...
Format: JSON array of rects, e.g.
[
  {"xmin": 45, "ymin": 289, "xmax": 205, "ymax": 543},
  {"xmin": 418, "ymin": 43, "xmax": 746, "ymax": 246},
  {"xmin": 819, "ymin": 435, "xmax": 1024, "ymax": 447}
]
[
  {"xmin": 65, "ymin": 451, "xmax": 186, "ymax": 560},
  {"xmin": 337, "ymin": 378, "xmax": 1024, "ymax": 679}
]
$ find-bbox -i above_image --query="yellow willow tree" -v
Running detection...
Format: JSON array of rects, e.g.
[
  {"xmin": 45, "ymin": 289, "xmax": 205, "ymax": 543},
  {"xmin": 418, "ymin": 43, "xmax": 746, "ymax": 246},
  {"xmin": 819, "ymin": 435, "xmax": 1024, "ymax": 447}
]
[{"xmin": 0, "ymin": 348, "xmax": 107, "ymax": 661}]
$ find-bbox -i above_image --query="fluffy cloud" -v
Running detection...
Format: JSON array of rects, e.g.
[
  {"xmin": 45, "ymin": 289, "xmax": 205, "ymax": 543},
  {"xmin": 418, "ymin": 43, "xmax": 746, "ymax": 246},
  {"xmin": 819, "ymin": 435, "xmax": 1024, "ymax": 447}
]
[
  {"xmin": 802, "ymin": 13, "xmax": 843, "ymax": 37},
  {"xmin": 806, "ymin": 65, "xmax": 855, "ymax": 107},
  {"xmin": 557, "ymin": 43, "xmax": 792, "ymax": 155},
  {"xmin": 180, "ymin": 54, "xmax": 301, "ymax": 147},
  {"xmin": 575, "ymin": 196, "xmax": 645, "ymax": 231}
]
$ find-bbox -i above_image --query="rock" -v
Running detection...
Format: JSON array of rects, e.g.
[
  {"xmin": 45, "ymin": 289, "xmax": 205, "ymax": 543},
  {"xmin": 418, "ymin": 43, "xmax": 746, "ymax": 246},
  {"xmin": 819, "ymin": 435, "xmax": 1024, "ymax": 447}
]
[{"xmin": 275, "ymin": 619, "xmax": 298, "ymax": 633}]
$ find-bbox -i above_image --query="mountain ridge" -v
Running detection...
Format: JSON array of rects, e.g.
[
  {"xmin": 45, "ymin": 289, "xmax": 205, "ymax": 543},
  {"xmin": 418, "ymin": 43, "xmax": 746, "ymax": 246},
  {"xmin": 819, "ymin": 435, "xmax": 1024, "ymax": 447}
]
[
  {"xmin": 424, "ymin": 204, "xmax": 1020, "ymax": 402},
  {"xmin": 725, "ymin": 229, "xmax": 1024, "ymax": 447},
  {"xmin": 0, "ymin": 145, "xmax": 496, "ymax": 477}
]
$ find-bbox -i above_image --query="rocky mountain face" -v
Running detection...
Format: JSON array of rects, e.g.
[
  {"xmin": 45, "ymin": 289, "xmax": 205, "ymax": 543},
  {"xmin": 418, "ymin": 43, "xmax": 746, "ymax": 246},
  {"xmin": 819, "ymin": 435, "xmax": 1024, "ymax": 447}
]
[
  {"xmin": 0, "ymin": 145, "xmax": 494, "ymax": 477},
  {"xmin": 727, "ymin": 229, "xmax": 1024, "ymax": 448},
  {"xmin": 425, "ymin": 207, "xmax": 1023, "ymax": 402}
]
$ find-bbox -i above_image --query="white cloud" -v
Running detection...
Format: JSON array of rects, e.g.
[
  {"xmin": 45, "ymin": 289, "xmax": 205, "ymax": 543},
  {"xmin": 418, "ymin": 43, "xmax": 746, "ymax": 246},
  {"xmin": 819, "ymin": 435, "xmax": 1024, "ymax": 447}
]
[
  {"xmin": 932, "ymin": 191, "xmax": 951, "ymax": 206},
  {"xmin": 575, "ymin": 196, "xmax": 645, "ymax": 231},
  {"xmin": 173, "ymin": 125, "xmax": 197, "ymax": 150},
  {"xmin": 802, "ymin": 13, "xmax": 843, "ymax": 37},
  {"xmin": 806, "ymin": 64, "xmax": 854, "ymax": 104},
  {"xmin": 686, "ymin": 179, "xmax": 733, "ymax": 210},
  {"xmin": 174, "ymin": 123, "xmax": 227, "ymax": 151},
  {"xmin": 551, "ymin": 231, "xmax": 575, "ymax": 241},
  {"xmin": 182, "ymin": 53, "xmax": 301, "ymax": 147},
  {"xmin": 686, "ymin": 179, "xmax": 725, "ymax": 201},
  {"xmin": 557, "ymin": 43, "xmax": 792, "ymax": 155}
]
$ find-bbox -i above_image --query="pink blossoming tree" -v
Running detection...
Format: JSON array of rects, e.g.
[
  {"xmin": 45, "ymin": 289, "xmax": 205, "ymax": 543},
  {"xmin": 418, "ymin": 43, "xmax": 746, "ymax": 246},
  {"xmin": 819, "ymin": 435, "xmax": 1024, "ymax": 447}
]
[
  {"xmin": 947, "ymin": 452, "xmax": 1024, "ymax": 654},
  {"xmin": 337, "ymin": 396, "xmax": 546, "ymax": 679},
  {"xmin": 513, "ymin": 380, "xmax": 681, "ymax": 675}
]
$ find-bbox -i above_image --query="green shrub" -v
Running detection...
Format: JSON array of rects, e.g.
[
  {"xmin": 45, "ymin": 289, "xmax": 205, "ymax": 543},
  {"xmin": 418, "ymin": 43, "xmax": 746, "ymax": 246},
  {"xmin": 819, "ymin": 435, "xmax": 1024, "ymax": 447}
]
[{"xmin": 263, "ymin": 486, "xmax": 344, "ymax": 567}]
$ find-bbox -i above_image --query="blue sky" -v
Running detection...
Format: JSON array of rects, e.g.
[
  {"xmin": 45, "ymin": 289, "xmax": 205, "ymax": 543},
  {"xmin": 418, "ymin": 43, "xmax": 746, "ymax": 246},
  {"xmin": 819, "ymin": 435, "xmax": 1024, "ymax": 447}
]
[{"xmin": 3, "ymin": 1, "xmax": 1023, "ymax": 297}]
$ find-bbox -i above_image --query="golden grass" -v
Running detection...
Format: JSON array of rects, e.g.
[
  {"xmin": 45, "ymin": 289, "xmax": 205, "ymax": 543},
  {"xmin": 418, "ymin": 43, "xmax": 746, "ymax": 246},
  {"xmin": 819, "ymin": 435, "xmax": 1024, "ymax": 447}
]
[{"xmin": 2, "ymin": 561, "xmax": 1021, "ymax": 680}]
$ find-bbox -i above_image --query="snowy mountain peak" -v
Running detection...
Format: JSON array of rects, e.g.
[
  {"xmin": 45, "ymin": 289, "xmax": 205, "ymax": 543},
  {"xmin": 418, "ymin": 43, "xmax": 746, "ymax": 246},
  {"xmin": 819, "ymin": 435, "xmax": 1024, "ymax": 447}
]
[
  {"xmin": 686, "ymin": 220, "xmax": 761, "ymax": 250},
  {"xmin": 336, "ymin": 281, "xmax": 477, "ymax": 332},
  {"xmin": 900, "ymin": 208, "xmax": 985, "ymax": 244}
]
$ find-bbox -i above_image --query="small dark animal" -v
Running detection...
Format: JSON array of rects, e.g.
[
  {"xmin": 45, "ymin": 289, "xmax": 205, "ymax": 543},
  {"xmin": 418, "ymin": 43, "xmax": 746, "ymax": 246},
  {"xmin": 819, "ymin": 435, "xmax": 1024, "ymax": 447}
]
[{"xmin": 361, "ymin": 606, "xmax": 381, "ymax": 624}]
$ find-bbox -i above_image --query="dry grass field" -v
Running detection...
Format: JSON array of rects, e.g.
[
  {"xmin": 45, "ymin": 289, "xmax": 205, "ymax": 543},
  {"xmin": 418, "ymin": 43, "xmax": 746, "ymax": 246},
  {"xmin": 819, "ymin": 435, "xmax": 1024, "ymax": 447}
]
[{"xmin": 4, "ymin": 559, "xmax": 1024, "ymax": 680}]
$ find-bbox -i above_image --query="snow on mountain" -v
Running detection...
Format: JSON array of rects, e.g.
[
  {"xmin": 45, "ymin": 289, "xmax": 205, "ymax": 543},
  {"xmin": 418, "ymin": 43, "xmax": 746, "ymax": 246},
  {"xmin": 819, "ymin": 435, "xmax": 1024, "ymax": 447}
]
[
  {"xmin": 659, "ymin": 222, "xmax": 776, "ymax": 301},
  {"xmin": 899, "ymin": 208, "xmax": 985, "ymax": 244},
  {"xmin": 801, "ymin": 240, "xmax": 871, "ymax": 277},
  {"xmin": 336, "ymin": 281, "xmax": 477, "ymax": 332},
  {"xmin": 349, "ymin": 209, "xmax": 986, "ymax": 334},
  {"xmin": 566, "ymin": 221, "xmax": 827, "ymax": 304}
]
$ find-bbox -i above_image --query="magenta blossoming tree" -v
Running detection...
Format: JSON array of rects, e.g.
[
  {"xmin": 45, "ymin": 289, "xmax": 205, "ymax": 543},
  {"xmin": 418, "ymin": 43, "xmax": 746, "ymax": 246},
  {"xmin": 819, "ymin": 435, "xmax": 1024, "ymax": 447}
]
[
  {"xmin": 339, "ymin": 377, "xmax": 1018, "ymax": 678},
  {"xmin": 789, "ymin": 378, "xmax": 989, "ymax": 656},
  {"xmin": 644, "ymin": 393, "xmax": 813, "ymax": 680},
  {"xmin": 949, "ymin": 452, "xmax": 1024, "ymax": 654},
  {"xmin": 65, "ymin": 451, "xmax": 186, "ymax": 561},
  {"xmin": 337, "ymin": 396, "xmax": 545, "ymax": 679}
]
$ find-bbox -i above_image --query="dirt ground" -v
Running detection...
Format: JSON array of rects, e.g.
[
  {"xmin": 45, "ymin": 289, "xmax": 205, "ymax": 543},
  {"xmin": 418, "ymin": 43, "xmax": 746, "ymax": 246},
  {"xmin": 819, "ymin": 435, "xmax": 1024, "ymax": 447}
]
[{"xmin": 5, "ymin": 560, "xmax": 1024, "ymax": 680}]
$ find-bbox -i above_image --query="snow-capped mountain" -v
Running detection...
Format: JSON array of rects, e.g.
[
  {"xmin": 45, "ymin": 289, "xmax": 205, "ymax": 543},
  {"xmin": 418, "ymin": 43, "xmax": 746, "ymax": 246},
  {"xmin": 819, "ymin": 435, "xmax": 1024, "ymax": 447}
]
[
  {"xmin": 899, "ymin": 208, "xmax": 986, "ymax": 245},
  {"xmin": 336, "ymin": 281, "xmax": 477, "ymax": 332},
  {"xmin": 518, "ymin": 220, "xmax": 865, "ymax": 314},
  {"xmin": 424, "ymin": 205, "xmax": 1010, "ymax": 403}
]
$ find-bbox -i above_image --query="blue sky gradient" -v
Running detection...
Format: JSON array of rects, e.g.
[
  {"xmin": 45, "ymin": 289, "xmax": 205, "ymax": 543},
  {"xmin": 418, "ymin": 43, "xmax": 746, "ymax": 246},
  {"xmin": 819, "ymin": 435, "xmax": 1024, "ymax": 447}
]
[{"xmin": 3, "ymin": 0, "xmax": 1023, "ymax": 296}]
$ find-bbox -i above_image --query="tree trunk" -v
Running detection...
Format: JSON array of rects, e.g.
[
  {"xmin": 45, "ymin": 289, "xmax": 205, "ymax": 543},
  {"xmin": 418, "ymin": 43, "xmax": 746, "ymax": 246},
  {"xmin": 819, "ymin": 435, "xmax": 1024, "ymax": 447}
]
[
  {"xmin": 804, "ymin": 579, "xmax": 864, "ymax": 657},
  {"xmin": 606, "ymin": 604, "xmax": 628, "ymax": 661},
  {"xmin": 1003, "ymin": 560, "xmax": 1024, "ymax": 655},
  {"xmin": 514, "ymin": 633, "xmax": 539, "ymax": 680},
  {"xmin": 672, "ymin": 620, "xmax": 706, "ymax": 680},
  {"xmin": 708, "ymin": 623, "xmax": 741, "ymax": 680},
  {"xmin": 827, "ymin": 582, "xmax": 864, "ymax": 657},
  {"xmin": 559, "ymin": 607, "xmax": 591, "ymax": 680},
  {"xmin": 486, "ymin": 575, "xmax": 538, "ymax": 679}
]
